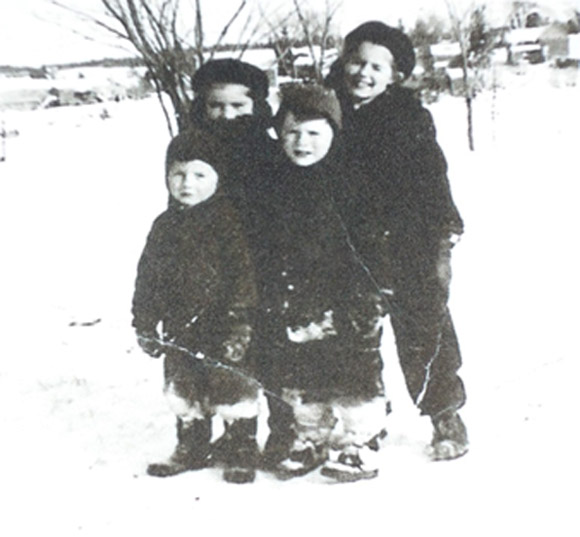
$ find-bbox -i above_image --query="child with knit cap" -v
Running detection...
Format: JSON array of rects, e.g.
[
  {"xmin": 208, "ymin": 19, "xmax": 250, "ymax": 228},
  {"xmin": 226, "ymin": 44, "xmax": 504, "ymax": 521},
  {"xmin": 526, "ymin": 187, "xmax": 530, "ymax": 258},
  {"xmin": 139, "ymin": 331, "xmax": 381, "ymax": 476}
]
[
  {"xmin": 326, "ymin": 21, "xmax": 468, "ymax": 461},
  {"xmin": 251, "ymin": 84, "xmax": 388, "ymax": 482},
  {"xmin": 132, "ymin": 130, "xmax": 260, "ymax": 483}
]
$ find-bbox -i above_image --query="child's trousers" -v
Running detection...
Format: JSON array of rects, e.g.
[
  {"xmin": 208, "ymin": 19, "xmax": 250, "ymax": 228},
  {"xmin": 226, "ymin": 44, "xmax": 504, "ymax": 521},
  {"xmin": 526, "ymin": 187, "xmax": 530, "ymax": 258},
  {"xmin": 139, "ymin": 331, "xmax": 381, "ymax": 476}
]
[
  {"xmin": 281, "ymin": 388, "xmax": 387, "ymax": 450},
  {"xmin": 163, "ymin": 348, "xmax": 260, "ymax": 424}
]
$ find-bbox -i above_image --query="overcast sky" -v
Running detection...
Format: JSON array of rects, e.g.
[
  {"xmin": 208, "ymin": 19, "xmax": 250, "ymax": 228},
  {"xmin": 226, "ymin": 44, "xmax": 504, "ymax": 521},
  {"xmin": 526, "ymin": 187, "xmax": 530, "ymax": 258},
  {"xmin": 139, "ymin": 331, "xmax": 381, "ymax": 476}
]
[{"xmin": 1, "ymin": 0, "xmax": 579, "ymax": 66}]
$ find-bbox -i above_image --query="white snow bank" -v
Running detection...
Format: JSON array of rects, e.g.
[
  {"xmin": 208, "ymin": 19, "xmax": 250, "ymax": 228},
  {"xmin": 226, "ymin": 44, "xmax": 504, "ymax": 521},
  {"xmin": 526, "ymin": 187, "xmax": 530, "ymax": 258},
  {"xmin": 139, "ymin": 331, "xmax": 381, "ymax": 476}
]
[{"xmin": 1, "ymin": 65, "xmax": 579, "ymax": 536}]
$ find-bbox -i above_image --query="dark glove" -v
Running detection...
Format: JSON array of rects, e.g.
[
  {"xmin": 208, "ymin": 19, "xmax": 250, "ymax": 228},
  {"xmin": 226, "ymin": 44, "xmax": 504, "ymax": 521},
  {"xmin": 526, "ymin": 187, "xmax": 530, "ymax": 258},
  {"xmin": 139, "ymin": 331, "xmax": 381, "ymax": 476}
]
[
  {"xmin": 223, "ymin": 324, "xmax": 252, "ymax": 363},
  {"xmin": 344, "ymin": 292, "xmax": 386, "ymax": 340},
  {"xmin": 136, "ymin": 331, "xmax": 165, "ymax": 359}
]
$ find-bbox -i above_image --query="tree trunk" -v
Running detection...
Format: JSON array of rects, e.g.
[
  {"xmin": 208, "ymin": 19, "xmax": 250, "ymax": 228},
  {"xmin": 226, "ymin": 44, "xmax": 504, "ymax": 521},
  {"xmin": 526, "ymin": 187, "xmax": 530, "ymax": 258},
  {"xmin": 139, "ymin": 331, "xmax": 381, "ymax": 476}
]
[
  {"xmin": 460, "ymin": 51, "xmax": 474, "ymax": 152},
  {"xmin": 465, "ymin": 95, "xmax": 474, "ymax": 151},
  {"xmin": 1, "ymin": 120, "xmax": 6, "ymax": 162}
]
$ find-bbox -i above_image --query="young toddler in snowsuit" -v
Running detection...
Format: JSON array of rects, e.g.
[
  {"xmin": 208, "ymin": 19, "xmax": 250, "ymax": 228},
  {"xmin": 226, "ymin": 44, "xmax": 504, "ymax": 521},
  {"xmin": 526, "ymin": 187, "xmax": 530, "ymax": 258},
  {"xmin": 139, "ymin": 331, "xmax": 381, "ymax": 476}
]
[
  {"xmin": 326, "ymin": 21, "xmax": 468, "ymax": 460},
  {"xmin": 132, "ymin": 130, "xmax": 260, "ymax": 483},
  {"xmin": 251, "ymin": 84, "xmax": 388, "ymax": 482}
]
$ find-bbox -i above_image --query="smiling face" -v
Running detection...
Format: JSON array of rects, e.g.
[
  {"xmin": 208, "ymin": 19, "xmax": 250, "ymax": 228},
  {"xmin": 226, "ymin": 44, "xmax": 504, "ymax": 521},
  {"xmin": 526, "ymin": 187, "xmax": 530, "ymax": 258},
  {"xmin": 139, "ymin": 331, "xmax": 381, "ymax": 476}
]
[
  {"xmin": 167, "ymin": 160, "xmax": 219, "ymax": 207},
  {"xmin": 204, "ymin": 83, "xmax": 254, "ymax": 120},
  {"xmin": 343, "ymin": 41, "xmax": 396, "ymax": 106},
  {"xmin": 279, "ymin": 111, "xmax": 334, "ymax": 167}
]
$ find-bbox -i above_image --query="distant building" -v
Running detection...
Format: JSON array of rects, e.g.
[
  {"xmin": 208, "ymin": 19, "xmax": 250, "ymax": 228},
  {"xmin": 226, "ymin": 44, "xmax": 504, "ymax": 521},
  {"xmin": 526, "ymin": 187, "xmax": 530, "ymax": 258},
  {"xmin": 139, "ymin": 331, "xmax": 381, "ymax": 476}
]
[
  {"xmin": 429, "ymin": 42, "xmax": 461, "ymax": 70},
  {"xmin": 506, "ymin": 24, "xmax": 571, "ymax": 64},
  {"xmin": 540, "ymin": 23, "xmax": 570, "ymax": 59}
]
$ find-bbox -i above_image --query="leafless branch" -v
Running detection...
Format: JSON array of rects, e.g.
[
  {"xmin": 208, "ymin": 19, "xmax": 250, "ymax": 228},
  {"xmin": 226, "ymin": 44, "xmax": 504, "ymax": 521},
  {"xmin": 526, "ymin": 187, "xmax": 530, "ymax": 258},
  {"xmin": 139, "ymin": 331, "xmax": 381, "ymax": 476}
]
[{"xmin": 209, "ymin": 0, "xmax": 248, "ymax": 60}]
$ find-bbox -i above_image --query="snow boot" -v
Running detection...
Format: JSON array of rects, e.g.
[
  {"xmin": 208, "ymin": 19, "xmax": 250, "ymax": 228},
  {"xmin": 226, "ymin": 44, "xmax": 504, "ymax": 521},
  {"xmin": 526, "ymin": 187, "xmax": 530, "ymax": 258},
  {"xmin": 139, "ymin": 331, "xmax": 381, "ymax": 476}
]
[
  {"xmin": 147, "ymin": 418, "xmax": 211, "ymax": 477},
  {"xmin": 221, "ymin": 418, "xmax": 259, "ymax": 484},
  {"xmin": 261, "ymin": 394, "xmax": 296, "ymax": 470},
  {"xmin": 274, "ymin": 439, "xmax": 328, "ymax": 480},
  {"xmin": 321, "ymin": 445, "xmax": 379, "ymax": 483},
  {"xmin": 429, "ymin": 411, "xmax": 469, "ymax": 461},
  {"xmin": 261, "ymin": 428, "xmax": 295, "ymax": 471}
]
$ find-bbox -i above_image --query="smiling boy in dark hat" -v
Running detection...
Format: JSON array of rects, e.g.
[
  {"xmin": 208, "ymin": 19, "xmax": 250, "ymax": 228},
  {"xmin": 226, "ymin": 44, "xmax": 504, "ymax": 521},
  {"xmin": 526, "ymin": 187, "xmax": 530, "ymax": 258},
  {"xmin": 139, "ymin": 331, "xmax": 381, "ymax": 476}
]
[{"xmin": 326, "ymin": 21, "xmax": 468, "ymax": 461}]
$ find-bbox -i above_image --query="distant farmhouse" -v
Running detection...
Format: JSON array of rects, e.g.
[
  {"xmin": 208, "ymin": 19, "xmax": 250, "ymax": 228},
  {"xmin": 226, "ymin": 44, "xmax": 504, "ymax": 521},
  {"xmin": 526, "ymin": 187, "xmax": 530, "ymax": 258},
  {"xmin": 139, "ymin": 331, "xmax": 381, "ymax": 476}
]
[{"xmin": 506, "ymin": 23, "xmax": 570, "ymax": 64}]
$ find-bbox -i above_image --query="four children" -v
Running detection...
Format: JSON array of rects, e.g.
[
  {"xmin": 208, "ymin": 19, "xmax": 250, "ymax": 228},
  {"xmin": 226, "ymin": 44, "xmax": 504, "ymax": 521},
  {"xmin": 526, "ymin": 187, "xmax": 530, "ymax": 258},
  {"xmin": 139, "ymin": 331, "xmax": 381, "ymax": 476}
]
[{"xmin": 132, "ymin": 21, "xmax": 469, "ymax": 483}]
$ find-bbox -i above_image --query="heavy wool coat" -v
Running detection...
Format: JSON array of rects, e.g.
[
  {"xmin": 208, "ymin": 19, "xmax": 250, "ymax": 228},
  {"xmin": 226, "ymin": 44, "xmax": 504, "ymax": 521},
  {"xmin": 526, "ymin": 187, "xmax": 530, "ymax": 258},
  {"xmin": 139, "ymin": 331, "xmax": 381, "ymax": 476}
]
[
  {"xmin": 325, "ymin": 80, "xmax": 467, "ymax": 415},
  {"xmin": 248, "ymin": 149, "xmax": 385, "ymax": 399},
  {"xmin": 132, "ymin": 194, "xmax": 257, "ymax": 359},
  {"xmin": 186, "ymin": 111, "xmax": 278, "ymax": 223},
  {"xmin": 330, "ymin": 84, "xmax": 464, "ymax": 296}
]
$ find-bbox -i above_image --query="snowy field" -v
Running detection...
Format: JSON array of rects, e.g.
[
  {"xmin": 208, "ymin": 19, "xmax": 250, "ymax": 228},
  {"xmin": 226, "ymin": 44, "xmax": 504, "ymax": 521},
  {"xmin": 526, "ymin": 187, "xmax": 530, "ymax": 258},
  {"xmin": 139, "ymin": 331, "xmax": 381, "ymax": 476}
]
[{"xmin": 0, "ymin": 63, "xmax": 579, "ymax": 536}]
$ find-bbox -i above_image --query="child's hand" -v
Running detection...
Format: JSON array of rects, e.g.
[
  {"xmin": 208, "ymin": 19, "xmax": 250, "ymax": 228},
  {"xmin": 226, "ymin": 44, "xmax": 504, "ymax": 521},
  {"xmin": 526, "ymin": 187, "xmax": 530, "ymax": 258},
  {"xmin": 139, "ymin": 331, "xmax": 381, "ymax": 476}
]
[
  {"xmin": 223, "ymin": 324, "xmax": 252, "ymax": 363},
  {"xmin": 136, "ymin": 332, "xmax": 165, "ymax": 359}
]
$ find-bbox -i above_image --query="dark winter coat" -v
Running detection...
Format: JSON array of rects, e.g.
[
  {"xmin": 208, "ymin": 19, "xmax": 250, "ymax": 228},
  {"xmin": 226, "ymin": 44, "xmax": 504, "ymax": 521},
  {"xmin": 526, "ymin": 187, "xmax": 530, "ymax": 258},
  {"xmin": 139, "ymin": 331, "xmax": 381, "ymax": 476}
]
[
  {"xmin": 248, "ymin": 147, "xmax": 384, "ymax": 398},
  {"xmin": 187, "ymin": 109, "xmax": 278, "ymax": 228},
  {"xmin": 327, "ymin": 82, "xmax": 464, "ymax": 296},
  {"xmin": 132, "ymin": 193, "xmax": 257, "ymax": 359}
]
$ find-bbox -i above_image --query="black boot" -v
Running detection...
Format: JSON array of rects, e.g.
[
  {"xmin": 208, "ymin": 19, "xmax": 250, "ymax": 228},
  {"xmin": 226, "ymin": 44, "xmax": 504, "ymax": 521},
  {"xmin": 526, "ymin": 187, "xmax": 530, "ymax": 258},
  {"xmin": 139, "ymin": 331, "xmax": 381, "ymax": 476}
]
[
  {"xmin": 220, "ymin": 418, "xmax": 259, "ymax": 484},
  {"xmin": 261, "ymin": 429, "xmax": 295, "ymax": 471},
  {"xmin": 430, "ymin": 411, "xmax": 468, "ymax": 461},
  {"xmin": 147, "ymin": 418, "xmax": 211, "ymax": 477},
  {"xmin": 261, "ymin": 395, "xmax": 295, "ymax": 470}
]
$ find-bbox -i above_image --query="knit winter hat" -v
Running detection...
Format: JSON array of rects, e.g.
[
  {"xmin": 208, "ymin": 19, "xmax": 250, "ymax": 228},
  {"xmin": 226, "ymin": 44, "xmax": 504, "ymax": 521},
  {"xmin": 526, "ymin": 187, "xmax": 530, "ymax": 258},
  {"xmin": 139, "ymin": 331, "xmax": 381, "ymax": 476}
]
[
  {"xmin": 343, "ymin": 21, "xmax": 416, "ymax": 79},
  {"xmin": 165, "ymin": 128, "xmax": 225, "ymax": 178},
  {"xmin": 275, "ymin": 83, "xmax": 342, "ymax": 132},
  {"xmin": 191, "ymin": 59, "xmax": 269, "ymax": 101}
]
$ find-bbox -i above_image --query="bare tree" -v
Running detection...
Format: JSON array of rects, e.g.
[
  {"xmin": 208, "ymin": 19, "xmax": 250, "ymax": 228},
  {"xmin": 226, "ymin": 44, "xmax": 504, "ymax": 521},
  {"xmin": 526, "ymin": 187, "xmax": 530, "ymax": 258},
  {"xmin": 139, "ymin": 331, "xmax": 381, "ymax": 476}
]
[
  {"xmin": 47, "ymin": 0, "xmax": 256, "ymax": 135},
  {"xmin": 291, "ymin": 0, "xmax": 341, "ymax": 82},
  {"xmin": 260, "ymin": 0, "xmax": 341, "ymax": 83},
  {"xmin": 509, "ymin": 1, "xmax": 541, "ymax": 29},
  {"xmin": 445, "ymin": 1, "xmax": 494, "ymax": 150}
]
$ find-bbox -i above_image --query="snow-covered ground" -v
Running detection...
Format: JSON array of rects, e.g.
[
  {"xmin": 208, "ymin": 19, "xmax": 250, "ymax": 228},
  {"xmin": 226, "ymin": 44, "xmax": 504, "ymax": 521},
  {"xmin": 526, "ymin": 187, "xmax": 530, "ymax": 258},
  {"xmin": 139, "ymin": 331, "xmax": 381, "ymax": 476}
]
[{"xmin": 0, "ymin": 63, "xmax": 579, "ymax": 536}]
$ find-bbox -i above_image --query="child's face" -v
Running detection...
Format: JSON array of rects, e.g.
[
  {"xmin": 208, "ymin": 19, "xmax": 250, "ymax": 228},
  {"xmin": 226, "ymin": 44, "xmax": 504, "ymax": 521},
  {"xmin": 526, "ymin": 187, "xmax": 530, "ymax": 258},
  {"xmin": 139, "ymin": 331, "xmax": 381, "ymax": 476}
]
[
  {"xmin": 280, "ymin": 112, "xmax": 334, "ymax": 167},
  {"xmin": 343, "ymin": 42, "xmax": 395, "ymax": 105},
  {"xmin": 204, "ymin": 83, "xmax": 254, "ymax": 120},
  {"xmin": 167, "ymin": 160, "xmax": 218, "ymax": 207}
]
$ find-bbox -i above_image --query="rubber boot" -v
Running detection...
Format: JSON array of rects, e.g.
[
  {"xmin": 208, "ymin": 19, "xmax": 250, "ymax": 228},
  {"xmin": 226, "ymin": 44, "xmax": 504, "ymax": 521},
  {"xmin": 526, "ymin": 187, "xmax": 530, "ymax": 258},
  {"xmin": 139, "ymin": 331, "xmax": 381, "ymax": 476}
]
[
  {"xmin": 221, "ymin": 418, "xmax": 259, "ymax": 484},
  {"xmin": 430, "ymin": 411, "xmax": 468, "ymax": 461},
  {"xmin": 147, "ymin": 417, "xmax": 211, "ymax": 477}
]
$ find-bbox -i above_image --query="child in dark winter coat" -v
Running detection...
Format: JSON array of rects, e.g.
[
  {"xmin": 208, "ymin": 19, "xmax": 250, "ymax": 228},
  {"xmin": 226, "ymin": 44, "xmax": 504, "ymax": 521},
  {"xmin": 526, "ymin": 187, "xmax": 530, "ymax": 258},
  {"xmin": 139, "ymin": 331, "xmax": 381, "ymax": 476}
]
[
  {"xmin": 132, "ymin": 130, "xmax": 260, "ymax": 483},
  {"xmin": 251, "ymin": 84, "xmax": 388, "ymax": 482},
  {"xmin": 326, "ymin": 21, "xmax": 468, "ymax": 460}
]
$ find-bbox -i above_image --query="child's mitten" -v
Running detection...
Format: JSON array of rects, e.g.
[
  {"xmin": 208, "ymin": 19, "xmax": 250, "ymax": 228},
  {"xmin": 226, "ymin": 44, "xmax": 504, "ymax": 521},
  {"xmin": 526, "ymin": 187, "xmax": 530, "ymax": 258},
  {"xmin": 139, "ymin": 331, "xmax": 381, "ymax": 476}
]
[
  {"xmin": 136, "ymin": 331, "xmax": 164, "ymax": 358},
  {"xmin": 223, "ymin": 324, "xmax": 252, "ymax": 363}
]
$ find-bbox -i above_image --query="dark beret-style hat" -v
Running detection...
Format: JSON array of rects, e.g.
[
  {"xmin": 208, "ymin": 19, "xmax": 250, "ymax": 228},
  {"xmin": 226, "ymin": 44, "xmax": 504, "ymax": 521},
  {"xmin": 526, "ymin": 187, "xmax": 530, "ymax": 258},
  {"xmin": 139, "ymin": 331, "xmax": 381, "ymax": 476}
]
[{"xmin": 343, "ymin": 21, "xmax": 416, "ymax": 79}]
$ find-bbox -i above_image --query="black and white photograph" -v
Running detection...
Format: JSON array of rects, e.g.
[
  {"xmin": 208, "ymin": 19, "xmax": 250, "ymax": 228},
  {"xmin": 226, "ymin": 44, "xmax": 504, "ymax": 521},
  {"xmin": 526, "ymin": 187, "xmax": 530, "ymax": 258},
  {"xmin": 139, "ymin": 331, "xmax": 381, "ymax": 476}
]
[{"xmin": 0, "ymin": 0, "xmax": 578, "ymax": 535}]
